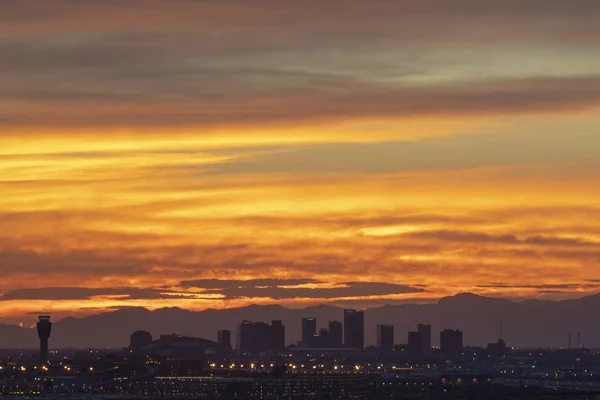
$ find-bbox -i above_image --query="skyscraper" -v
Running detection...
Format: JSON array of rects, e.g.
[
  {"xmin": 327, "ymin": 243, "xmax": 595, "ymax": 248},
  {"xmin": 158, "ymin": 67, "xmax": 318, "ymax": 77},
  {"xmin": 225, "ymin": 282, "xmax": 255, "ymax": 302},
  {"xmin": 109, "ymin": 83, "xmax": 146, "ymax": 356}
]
[
  {"xmin": 344, "ymin": 309, "xmax": 364, "ymax": 350},
  {"xmin": 271, "ymin": 320, "xmax": 285, "ymax": 350},
  {"xmin": 302, "ymin": 317, "xmax": 317, "ymax": 347},
  {"xmin": 440, "ymin": 329, "xmax": 463, "ymax": 358},
  {"xmin": 237, "ymin": 320, "xmax": 286, "ymax": 354},
  {"xmin": 328, "ymin": 320, "xmax": 343, "ymax": 348},
  {"xmin": 36, "ymin": 316, "xmax": 52, "ymax": 363},
  {"xmin": 237, "ymin": 320, "xmax": 254, "ymax": 353},
  {"xmin": 407, "ymin": 331, "xmax": 424, "ymax": 358},
  {"xmin": 217, "ymin": 329, "xmax": 232, "ymax": 353},
  {"xmin": 376, "ymin": 325, "xmax": 394, "ymax": 352},
  {"xmin": 253, "ymin": 322, "xmax": 273, "ymax": 353},
  {"xmin": 418, "ymin": 324, "xmax": 432, "ymax": 355}
]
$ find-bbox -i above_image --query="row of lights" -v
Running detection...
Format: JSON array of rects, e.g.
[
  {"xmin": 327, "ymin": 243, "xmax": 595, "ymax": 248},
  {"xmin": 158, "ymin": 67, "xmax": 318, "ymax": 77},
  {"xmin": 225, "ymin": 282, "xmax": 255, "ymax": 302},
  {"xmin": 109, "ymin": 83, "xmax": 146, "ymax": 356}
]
[
  {"xmin": 0, "ymin": 365, "xmax": 95, "ymax": 372},
  {"xmin": 207, "ymin": 362, "xmax": 367, "ymax": 371},
  {"xmin": 209, "ymin": 363, "xmax": 276, "ymax": 368}
]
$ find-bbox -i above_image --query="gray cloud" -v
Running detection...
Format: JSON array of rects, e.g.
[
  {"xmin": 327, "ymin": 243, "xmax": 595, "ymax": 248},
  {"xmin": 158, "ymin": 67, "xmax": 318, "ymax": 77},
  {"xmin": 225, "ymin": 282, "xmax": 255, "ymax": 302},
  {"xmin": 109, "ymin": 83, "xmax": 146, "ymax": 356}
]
[
  {"xmin": 2, "ymin": 1, "xmax": 600, "ymax": 131},
  {"xmin": 181, "ymin": 279, "xmax": 424, "ymax": 300},
  {"xmin": 0, "ymin": 280, "xmax": 424, "ymax": 302},
  {"xmin": 0, "ymin": 287, "xmax": 208, "ymax": 301},
  {"xmin": 179, "ymin": 278, "xmax": 321, "ymax": 289},
  {"xmin": 475, "ymin": 283, "xmax": 599, "ymax": 290},
  {"xmin": 2, "ymin": 0, "xmax": 599, "ymax": 44},
  {"xmin": 4, "ymin": 76, "xmax": 600, "ymax": 130}
]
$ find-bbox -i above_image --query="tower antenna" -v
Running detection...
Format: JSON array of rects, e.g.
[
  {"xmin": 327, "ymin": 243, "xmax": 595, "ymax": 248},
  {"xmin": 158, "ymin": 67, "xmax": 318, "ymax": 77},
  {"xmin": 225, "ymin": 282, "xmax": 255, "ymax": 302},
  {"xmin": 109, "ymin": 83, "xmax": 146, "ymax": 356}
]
[{"xmin": 565, "ymin": 332, "xmax": 572, "ymax": 349}]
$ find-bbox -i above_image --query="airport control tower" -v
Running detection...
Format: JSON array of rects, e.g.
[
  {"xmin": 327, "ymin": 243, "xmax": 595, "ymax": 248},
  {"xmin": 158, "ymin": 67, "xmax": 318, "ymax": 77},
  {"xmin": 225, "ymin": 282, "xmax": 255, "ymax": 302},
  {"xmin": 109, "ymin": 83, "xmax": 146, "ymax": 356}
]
[{"xmin": 37, "ymin": 316, "xmax": 52, "ymax": 363}]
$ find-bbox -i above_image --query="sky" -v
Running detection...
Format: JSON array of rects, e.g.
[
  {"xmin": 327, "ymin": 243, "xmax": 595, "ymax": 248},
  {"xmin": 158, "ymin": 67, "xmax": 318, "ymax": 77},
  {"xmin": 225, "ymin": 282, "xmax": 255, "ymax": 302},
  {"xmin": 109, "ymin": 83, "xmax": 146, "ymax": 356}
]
[{"xmin": 1, "ymin": 0, "xmax": 600, "ymax": 326}]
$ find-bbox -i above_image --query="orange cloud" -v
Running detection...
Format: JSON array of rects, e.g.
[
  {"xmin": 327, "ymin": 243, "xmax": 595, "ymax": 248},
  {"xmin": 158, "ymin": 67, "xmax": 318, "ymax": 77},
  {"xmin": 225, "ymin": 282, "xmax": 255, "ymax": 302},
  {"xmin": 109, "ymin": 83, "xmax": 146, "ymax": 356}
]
[{"xmin": 1, "ymin": 0, "xmax": 599, "ymax": 322}]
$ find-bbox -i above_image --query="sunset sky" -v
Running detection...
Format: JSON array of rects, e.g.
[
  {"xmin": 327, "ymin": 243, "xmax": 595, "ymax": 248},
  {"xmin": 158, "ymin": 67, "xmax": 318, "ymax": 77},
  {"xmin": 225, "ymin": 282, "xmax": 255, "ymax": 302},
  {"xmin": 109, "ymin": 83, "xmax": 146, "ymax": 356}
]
[{"xmin": 1, "ymin": 0, "xmax": 600, "ymax": 326}]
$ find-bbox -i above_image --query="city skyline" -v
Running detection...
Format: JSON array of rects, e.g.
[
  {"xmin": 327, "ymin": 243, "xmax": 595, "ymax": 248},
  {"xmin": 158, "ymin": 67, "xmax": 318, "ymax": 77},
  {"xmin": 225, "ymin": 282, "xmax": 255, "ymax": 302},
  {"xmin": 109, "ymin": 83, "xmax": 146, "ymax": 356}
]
[
  {"xmin": 2, "ymin": 292, "xmax": 600, "ymax": 349},
  {"xmin": 2, "ymin": 1, "xmax": 600, "ymax": 324},
  {"xmin": 34, "ymin": 311, "xmax": 449, "ymax": 355}
]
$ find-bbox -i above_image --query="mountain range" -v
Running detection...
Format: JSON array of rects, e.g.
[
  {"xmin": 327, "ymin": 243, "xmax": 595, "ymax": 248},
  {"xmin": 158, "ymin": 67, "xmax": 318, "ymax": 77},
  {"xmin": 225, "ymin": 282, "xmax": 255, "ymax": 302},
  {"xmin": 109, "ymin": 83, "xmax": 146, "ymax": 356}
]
[{"xmin": 1, "ymin": 292, "xmax": 599, "ymax": 349}]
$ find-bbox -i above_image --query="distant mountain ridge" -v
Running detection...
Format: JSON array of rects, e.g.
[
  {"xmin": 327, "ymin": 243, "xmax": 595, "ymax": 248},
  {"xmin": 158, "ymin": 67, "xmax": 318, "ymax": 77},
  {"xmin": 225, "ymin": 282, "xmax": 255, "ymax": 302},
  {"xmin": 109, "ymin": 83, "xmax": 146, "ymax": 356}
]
[{"xmin": 1, "ymin": 293, "xmax": 599, "ymax": 349}]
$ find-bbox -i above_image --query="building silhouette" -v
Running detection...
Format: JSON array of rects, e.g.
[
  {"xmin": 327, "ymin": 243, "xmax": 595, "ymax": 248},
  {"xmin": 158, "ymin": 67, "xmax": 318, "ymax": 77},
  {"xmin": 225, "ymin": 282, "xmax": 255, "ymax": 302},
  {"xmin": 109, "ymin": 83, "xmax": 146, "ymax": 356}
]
[
  {"xmin": 238, "ymin": 320, "xmax": 286, "ymax": 354},
  {"xmin": 237, "ymin": 321, "xmax": 254, "ymax": 353},
  {"xmin": 487, "ymin": 338, "xmax": 506, "ymax": 358},
  {"xmin": 217, "ymin": 330, "xmax": 232, "ymax": 354},
  {"xmin": 329, "ymin": 321, "xmax": 343, "ymax": 348},
  {"xmin": 36, "ymin": 316, "xmax": 52, "ymax": 363},
  {"xmin": 418, "ymin": 324, "xmax": 432, "ymax": 355},
  {"xmin": 407, "ymin": 331, "xmax": 424, "ymax": 358},
  {"xmin": 271, "ymin": 320, "xmax": 286, "ymax": 350},
  {"xmin": 306, "ymin": 328, "xmax": 331, "ymax": 348},
  {"xmin": 318, "ymin": 328, "xmax": 330, "ymax": 347},
  {"xmin": 130, "ymin": 330, "xmax": 153, "ymax": 353},
  {"xmin": 376, "ymin": 325, "xmax": 394, "ymax": 352},
  {"xmin": 302, "ymin": 317, "xmax": 317, "ymax": 347},
  {"xmin": 141, "ymin": 335, "xmax": 217, "ymax": 359},
  {"xmin": 440, "ymin": 329, "xmax": 463, "ymax": 357},
  {"xmin": 249, "ymin": 322, "xmax": 272, "ymax": 353},
  {"xmin": 344, "ymin": 309, "xmax": 364, "ymax": 350}
]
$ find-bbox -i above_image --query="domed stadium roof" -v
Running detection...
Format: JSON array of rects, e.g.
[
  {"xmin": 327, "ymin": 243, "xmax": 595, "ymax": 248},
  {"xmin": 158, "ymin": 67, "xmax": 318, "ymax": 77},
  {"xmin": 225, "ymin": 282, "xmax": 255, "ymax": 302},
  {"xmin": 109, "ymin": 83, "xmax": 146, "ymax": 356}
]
[{"xmin": 141, "ymin": 335, "xmax": 218, "ymax": 358}]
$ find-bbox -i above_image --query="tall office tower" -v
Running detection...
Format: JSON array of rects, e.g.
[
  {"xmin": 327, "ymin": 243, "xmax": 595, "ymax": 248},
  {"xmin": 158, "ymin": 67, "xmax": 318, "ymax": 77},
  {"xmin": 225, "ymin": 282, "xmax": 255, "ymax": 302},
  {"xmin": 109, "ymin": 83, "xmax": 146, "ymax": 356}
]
[
  {"xmin": 130, "ymin": 330, "xmax": 153, "ymax": 352},
  {"xmin": 238, "ymin": 320, "xmax": 286, "ymax": 354},
  {"xmin": 237, "ymin": 320, "xmax": 254, "ymax": 353},
  {"xmin": 271, "ymin": 320, "xmax": 286, "ymax": 351},
  {"xmin": 328, "ymin": 321, "xmax": 343, "ymax": 348},
  {"xmin": 344, "ymin": 309, "xmax": 364, "ymax": 350},
  {"xmin": 302, "ymin": 317, "xmax": 317, "ymax": 347},
  {"xmin": 440, "ymin": 329, "xmax": 464, "ymax": 358},
  {"xmin": 418, "ymin": 324, "xmax": 432, "ymax": 355},
  {"xmin": 37, "ymin": 316, "xmax": 52, "ymax": 363},
  {"xmin": 253, "ymin": 322, "xmax": 273, "ymax": 353},
  {"xmin": 376, "ymin": 325, "xmax": 394, "ymax": 352},
  {"xmin": 217, "ymin": 330, "xmax": 232, "ymax": 354},
  {"xmin": 407, "ymin": 331, "xmax": 424, "ymax": 358}
]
